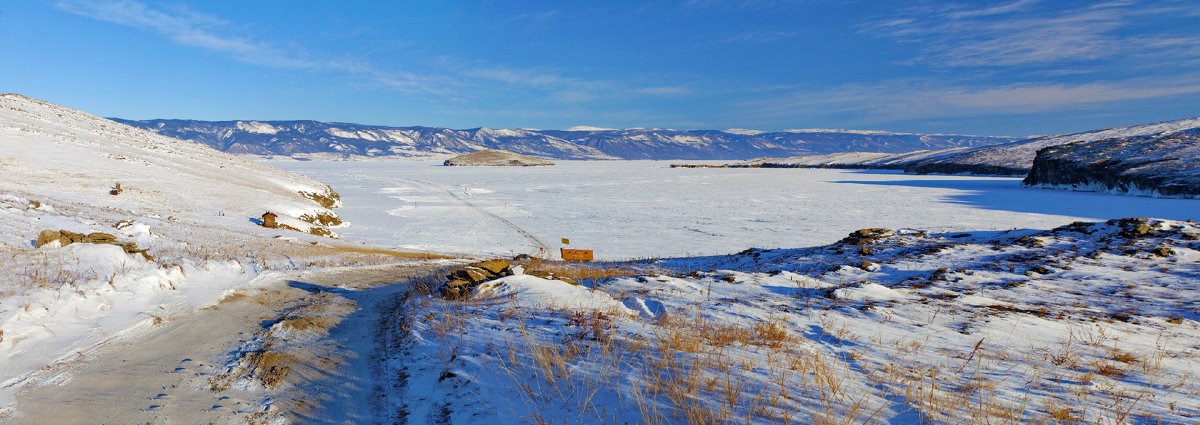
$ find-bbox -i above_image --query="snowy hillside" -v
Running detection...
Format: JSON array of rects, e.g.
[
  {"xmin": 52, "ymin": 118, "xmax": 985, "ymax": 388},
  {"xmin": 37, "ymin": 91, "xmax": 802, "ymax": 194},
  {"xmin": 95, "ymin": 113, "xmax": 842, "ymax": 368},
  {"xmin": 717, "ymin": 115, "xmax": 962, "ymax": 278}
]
[
  {"xmin": 734, "ymin": 148, "xmax": 971, "ymax": 169},
  {"xmin": 906, "ymin": 116, "xmax": 1200, "ymax": 176},
  {"xmin": 404, "ymin": 218, "xmax": 1200, "ymax": 424},
  {"xmin": 1025, "ymin": 128, "xmax": 1200, "ymax": 198},
  {"xmin": 0, "ymin": 94, "xmax": 427, "ymax": 414},
  {"xmin": 111, "ymin": 118, "xmax": 1015, "ymax": 161},
  {"xmin": 0, "ymin": 94, "xmax": 344, "ymax": 235}
]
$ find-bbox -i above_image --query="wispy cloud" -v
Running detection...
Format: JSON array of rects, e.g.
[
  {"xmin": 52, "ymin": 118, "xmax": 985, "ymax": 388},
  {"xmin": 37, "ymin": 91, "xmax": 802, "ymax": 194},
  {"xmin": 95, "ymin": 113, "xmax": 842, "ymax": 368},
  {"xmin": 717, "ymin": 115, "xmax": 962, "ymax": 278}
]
[
  {"xmin": 57, "ymin": 0, "xmax": 319, "ymax": 69},
  {"xmin": 722, "ymin": 30, "xmax": 801, "ymax": 43},
  {"xmin": 679, "ymin": 0, "xmax": 811, "ymax": 10},
  {"xmin": 740, "ymin": 76, "xmax": 1200, "ymax": 125},
  {"xmin": 55, "ymin": 0, "xmax": 692, "ymax": 106},
  {"xmin": 944, "ymin": 0, "xmax": 1038, "ymax": 19},
  {"xmin": 870, "ymin": 0, "xmax": 1200, "ymax": 68},
  {"xmin": 54, "ymin": 0, "xmax": 453, "ymax": 94}
]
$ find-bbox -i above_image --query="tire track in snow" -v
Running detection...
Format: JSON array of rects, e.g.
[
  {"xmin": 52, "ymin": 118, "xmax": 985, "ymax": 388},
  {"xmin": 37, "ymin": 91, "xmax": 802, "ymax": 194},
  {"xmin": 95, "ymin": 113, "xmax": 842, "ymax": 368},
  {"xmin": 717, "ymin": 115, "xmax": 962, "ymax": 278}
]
[{"xmin": 388, "ymin": 178, "xmax": 551, "ymax": 256}]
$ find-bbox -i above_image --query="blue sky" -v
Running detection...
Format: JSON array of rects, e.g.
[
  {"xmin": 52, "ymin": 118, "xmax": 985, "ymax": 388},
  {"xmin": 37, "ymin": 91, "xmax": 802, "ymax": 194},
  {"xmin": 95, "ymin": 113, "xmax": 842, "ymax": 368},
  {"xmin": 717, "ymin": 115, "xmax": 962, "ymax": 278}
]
[{"xmin": 2, "ymin": 0, "xmax": 1198, "ymax": 135}]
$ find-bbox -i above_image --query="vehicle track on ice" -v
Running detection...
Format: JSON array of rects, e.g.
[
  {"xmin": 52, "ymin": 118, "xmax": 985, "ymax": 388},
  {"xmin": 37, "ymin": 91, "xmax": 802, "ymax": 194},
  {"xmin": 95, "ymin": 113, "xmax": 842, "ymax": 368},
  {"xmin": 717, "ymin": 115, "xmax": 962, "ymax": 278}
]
[{"xmin": 388, "ymin": 177, "xmax": 552, "ymax": 256}]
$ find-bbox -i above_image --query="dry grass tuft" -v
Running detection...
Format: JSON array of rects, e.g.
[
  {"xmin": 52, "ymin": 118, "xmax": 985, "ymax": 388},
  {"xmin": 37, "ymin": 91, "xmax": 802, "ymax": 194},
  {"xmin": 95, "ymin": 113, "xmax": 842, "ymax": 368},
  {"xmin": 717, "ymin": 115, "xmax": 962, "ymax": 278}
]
[
  {"xmin": 518, "ymin": 257, "xmax": 644, "ymax": 280},
  {"xmin": 244, "ymin": 350, "xmax": 295, "ymax": 389}
]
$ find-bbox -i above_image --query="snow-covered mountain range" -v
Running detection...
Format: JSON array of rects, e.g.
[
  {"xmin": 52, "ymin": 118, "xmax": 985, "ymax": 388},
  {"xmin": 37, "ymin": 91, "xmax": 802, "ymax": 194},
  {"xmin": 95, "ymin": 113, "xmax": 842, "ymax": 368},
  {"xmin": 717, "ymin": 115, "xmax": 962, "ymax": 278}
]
[{"xmin": 109, "ymin": 118, "xmax": 1015, "ymax": 160}]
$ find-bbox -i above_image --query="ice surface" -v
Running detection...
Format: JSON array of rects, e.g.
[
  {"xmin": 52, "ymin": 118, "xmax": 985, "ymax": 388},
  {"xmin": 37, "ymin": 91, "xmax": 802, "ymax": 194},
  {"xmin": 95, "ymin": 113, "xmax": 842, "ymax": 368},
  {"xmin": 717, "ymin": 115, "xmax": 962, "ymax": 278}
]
[{"xmin": 273, "ymin": 160, "xmax": 1198, "ymax": 259}]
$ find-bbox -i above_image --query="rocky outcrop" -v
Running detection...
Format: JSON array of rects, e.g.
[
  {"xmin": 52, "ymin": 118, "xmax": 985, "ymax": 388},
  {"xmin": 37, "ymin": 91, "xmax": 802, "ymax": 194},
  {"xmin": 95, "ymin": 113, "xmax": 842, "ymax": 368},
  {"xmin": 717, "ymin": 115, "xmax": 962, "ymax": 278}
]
[
  {"xmin": 1023, "ymin": 128, "xmax": 1200, "ymax": 198},
  {"xmin": 441, "ymin": 259, "xmax": 517, "ymax": 299},
  {"xmin": 906, "ymin": 116, "xmax": 1200, "ymax": 176},
  {"xmin": 36, "ymin": 229, "xmax": 151, "ymax": 259},
  {"xmin": 443, "ymin": 149, "xmax": 555, "ymax": 167},
  {"xmin": 439, "ymin": 258, "xmax": 579, "ymax": 299}
]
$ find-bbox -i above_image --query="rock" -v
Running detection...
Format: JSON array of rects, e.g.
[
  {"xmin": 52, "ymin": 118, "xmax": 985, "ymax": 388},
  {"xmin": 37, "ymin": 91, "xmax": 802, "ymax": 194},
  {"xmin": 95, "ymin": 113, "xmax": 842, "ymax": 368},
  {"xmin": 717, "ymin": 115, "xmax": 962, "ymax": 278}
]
[
  {"xmin": 1151, "ymin": 247, "xmax": 1174, "ymax": 257},
  {"xmin": 1109, "ymin": 218, "xmax": 1155, "ymax": 238},
  {"xmin": 839, "ymin": 228, "xmax": 892, "ymax": 245},
  {"xmin": 526, "ymin": 270, "xmax": 554, "ymax": 279},
  {"xmin": 448, "ymin": 267, "xmax": 492, "ymax": 284},
  {"xmin": 470, "ymin": 259, "xmax": 511, "ymax": 275},
  {"xmin": 61, "ymin": 230, "xmax": 87, "ymax": 243},
  {"xmin": 523, "ymin": 269, "xmax": 579, "ymax": 285},
  {"xmin": 445, "ymin": 279, "xmax": 474, "ymax": 288},
  {"xmin": 84, "ymin": 232, "xmax": 117, "ymax": 244},
  {"xmin": 35, "ymin": 229, "xmax": 149, "ymax": 259},
  {"xmin": 111, "ymin": 241, "xmax": 140, "ymax": 253},
  {"xmin": 440, "ymin": 285, "xmax": 465, "ymax": 299},
  {"xmin": 36, "ymin": 230, "xmax": 64, "ymax": 247},
  {"xmin": 444, "ymin": 149, "xmax": 555, "ymax": 167}
]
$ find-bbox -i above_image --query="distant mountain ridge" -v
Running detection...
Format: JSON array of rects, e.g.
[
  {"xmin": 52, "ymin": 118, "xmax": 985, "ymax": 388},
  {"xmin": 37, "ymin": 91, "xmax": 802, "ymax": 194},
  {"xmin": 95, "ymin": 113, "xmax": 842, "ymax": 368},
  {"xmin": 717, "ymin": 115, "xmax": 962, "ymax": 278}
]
[
  {"xmin": 733, "ymin": 115, "xmax": 1200, "ymax": 177},
  {"xmin": 109, "ymin": 118, "xmax": 1016, "ymax": 160}
]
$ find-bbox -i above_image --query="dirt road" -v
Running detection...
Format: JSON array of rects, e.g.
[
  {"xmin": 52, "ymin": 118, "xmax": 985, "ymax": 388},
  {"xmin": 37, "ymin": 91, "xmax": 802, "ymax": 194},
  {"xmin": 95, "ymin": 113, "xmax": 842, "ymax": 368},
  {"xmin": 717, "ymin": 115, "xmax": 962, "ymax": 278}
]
[{"xmin": 0, "ymin": 262, "xmax": 452, "ymax": 425}]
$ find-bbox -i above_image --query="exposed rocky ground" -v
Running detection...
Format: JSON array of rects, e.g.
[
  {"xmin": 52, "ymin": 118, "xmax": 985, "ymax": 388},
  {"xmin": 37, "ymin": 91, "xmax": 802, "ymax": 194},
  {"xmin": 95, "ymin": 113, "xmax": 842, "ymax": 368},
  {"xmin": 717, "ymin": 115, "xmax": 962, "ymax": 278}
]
[
  {"xmin": 1024, "ymin": 128, "xmax": 1200, "ymax": 198},
  {"xmin": 443, "ymin": 149, "xmax": 555, "ymax": 167},
  {"xmin": 402, "ymin": 217, "xmax": 1200, "ymax": 424}
]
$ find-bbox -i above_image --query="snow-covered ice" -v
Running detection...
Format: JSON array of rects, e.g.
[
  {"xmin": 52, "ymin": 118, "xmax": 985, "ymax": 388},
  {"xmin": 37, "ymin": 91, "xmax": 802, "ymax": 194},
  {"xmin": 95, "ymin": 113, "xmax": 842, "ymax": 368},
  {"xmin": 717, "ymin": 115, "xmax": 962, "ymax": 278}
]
[{"xmin": 274, "ymin": 160, "xmax": 1197, "ymax": 258}]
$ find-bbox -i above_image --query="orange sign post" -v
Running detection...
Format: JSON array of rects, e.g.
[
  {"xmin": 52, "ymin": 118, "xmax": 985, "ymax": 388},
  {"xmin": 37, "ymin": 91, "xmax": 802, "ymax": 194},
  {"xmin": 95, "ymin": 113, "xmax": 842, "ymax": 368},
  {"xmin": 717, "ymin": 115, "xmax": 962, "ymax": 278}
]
[{"xmin": 560, "ymin": 248, "xmax": 593, "ymax": 262}]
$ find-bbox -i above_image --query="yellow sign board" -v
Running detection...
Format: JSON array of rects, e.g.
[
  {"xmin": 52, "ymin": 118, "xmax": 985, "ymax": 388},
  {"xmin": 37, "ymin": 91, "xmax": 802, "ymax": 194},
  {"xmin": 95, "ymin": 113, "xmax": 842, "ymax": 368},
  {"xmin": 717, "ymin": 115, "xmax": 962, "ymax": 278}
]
[
  {"xmin": 560, "ymin": 248, "xmax": 593, "ymax": 261},
  {"xmin": 561, "ymin": 238, "xmax": 570, "ymax": 245}
]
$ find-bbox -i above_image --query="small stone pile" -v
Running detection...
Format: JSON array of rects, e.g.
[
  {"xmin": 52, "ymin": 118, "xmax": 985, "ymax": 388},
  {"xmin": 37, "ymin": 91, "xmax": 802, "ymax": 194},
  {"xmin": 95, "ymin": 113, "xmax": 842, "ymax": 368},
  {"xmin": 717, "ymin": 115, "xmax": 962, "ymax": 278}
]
[
  {"xmin": 839, "ymin": 228, "xmax": 893, "ymax": 245},
  {"xmin": 440, "ymin": 258, "xmax": 578, "ymax": 299},
  {"xmin": 1109, "ymin": 217, "xmax": 1154, "ymax": 238},
  {"xmin": 36, "ymin": 229, "xmax": 152, "ymax": 260}
]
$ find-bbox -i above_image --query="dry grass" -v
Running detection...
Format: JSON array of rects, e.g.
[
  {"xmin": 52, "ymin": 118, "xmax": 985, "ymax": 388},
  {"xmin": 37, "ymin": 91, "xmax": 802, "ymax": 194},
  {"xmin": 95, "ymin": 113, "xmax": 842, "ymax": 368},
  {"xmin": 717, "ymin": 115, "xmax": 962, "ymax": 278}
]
[
  {"xmin": 245, "ymin": 350, "xmax": 295, "ymax": 389},
  {"xmin": 277, "ymin": 316, "xmax": 338, "ymax": 333},
  {"xmin": 518, "ymin": 257, "xmax": 645, "ymax": 280},
  {"xmin": 321, "ymin": 244, "xmax": 456, "ymax": 260}
]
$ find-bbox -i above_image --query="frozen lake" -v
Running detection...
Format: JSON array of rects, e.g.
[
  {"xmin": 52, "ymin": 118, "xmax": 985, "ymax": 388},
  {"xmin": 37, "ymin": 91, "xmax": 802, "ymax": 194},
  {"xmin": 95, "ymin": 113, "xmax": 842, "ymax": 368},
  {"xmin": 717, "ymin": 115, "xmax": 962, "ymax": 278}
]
[{"xmin": 272, "ymin": 160, "xmax": 1199, "ymax": 259}]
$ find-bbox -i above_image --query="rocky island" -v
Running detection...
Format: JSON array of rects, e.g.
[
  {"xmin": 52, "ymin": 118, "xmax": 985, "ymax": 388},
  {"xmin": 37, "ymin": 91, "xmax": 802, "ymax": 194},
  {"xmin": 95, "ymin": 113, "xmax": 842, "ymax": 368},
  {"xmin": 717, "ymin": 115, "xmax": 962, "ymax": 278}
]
[{"xmin": 443, "ymin": 149, "xmax": 555, "ymax": 166}]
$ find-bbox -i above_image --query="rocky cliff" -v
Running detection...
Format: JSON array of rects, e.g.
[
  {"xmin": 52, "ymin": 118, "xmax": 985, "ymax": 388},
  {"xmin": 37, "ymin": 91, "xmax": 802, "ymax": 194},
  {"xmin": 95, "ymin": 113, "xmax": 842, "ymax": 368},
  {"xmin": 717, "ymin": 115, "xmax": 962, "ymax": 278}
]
[
  {"xmin": 1023, "ymin": 128, "xmax": 1200, "ymax": 198},
  {"xmin": 904, "ymin": 116, "xmax": 1200, "ymax": 176}
]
